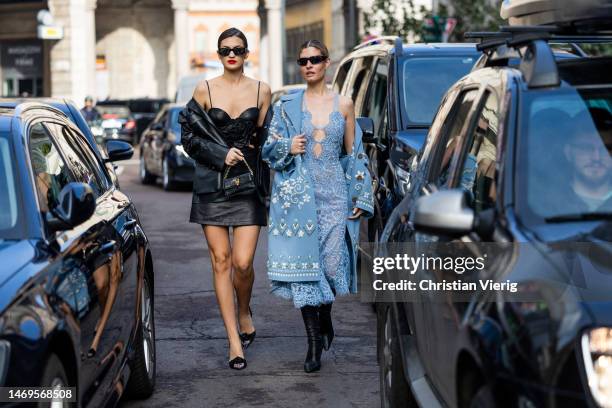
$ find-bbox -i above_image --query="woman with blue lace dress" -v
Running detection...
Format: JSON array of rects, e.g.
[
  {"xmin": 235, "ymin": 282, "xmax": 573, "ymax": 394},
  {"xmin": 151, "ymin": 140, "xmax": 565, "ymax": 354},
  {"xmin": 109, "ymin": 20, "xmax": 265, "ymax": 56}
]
[{"xmin": 262, "ymin": 40, "xmax": 374, "ymax": 373}]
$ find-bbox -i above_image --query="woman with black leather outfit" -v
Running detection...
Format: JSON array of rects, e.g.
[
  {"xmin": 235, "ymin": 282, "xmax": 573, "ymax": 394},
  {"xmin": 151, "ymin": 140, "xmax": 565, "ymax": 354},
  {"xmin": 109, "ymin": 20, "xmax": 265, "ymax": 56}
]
[{"xmin": 179, "ymin": 27, "xmax": 271, "ymax": 370}]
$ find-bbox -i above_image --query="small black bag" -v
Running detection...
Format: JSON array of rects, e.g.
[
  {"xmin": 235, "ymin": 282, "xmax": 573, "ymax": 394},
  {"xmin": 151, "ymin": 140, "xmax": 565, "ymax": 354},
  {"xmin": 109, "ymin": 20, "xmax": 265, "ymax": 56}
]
[{"xmin": 223, "ymin": 159, "xmax": 256, "ymax": 198}]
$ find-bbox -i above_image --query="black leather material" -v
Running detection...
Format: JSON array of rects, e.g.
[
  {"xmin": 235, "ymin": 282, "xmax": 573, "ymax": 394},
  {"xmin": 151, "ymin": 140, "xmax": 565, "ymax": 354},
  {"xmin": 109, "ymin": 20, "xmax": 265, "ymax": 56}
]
[
  {"xmin": 300, "ymin": 306, "xmax": 322, "ymax": 373},
  {"xmin": 179, "ymin": 99, "xmax": 229, "ymax": 194}
]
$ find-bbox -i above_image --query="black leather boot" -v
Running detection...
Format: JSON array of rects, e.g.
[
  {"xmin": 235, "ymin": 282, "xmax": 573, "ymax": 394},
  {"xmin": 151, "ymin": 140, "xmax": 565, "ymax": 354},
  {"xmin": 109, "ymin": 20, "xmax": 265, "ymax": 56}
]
[
  {"xmin": 300, "ymin": 306, "xmax": 322, "ymax": 373},
  {"xmin": 319, "ymin": 302, "xmax": 334, "ymax": 351}
]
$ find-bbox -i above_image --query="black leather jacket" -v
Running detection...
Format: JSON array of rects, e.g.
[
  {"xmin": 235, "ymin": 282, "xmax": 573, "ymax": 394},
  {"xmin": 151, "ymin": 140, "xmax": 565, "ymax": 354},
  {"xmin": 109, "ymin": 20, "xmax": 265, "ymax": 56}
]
[{"xmin": 178, "ymin": 98, "xmax": 271, "ymax": 200}]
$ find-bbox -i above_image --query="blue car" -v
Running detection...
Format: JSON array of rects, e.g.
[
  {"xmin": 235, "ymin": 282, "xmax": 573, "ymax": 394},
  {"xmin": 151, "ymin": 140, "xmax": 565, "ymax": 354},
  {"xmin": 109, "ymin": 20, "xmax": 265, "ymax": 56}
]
[{"xmin": 0, "ymin": 101, "xmax": 156, "ymax": 406}]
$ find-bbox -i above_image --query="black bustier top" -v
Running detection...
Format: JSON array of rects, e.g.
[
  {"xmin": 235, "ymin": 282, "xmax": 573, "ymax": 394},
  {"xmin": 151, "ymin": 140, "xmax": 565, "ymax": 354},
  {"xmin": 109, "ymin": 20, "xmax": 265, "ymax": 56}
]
[{"xmin": 208, "ymin": 107, "xmax": 259, "ymax": 150}]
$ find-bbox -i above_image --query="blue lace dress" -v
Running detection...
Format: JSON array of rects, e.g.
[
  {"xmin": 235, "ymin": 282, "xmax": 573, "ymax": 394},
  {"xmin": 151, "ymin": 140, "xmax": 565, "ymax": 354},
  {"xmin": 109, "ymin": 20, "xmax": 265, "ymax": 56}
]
[{"xmin": 271, "ymin": 94, "xmax": 350, "ymax": 308}]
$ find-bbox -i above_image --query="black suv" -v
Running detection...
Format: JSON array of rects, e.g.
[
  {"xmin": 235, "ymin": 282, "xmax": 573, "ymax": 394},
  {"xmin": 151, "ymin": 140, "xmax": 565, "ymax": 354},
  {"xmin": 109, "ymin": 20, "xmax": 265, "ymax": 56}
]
[
  {"xmin": 332, "ymin": 38, "xmax": 480, "ymax": 243},
  {"xmin": 376, "ymin": 19, "xmax": 612, "ymax": 408}
]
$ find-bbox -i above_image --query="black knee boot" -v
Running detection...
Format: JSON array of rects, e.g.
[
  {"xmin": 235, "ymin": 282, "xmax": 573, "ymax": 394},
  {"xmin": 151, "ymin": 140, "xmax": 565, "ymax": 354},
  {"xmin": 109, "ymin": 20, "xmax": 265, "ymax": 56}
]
[
  {"xmin": 320, "ymin": 302, "xmax": 334, "ymax": 351},
  {"xmin": 300, "ymin": 305, "xmax": 322, "ymax": 373}
]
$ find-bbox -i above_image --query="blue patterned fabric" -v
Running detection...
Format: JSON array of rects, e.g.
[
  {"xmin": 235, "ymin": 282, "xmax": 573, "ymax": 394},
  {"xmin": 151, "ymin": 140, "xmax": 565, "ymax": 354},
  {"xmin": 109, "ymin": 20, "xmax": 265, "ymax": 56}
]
[
  {"xmin": 271, "ymin": 95, "xmax": 351, "ymax": 307},
  {"xmin": 262, "ymin": 90, "xmax": 374, "ymax": 308}
]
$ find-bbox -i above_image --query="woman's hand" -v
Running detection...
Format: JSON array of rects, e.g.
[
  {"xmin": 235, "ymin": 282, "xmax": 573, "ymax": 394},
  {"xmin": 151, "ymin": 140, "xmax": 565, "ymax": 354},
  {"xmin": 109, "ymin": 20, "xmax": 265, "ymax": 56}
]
[
  {"xmin": 290, "ymin": 134, "xmax": 306, "ymax": 155},
  {"xmin": 347, "ymin": 207, "xmax": 364, "ymax": 220},
  {"xmin": 225, "ymin": 147, "xmax": 244, "ymax": 166}
]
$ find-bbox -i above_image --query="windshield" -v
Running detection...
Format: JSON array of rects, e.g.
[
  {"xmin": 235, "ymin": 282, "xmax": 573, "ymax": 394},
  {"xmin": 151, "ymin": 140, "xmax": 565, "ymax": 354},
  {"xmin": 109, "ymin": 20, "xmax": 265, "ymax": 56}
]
[
  {"xmin": 401, "ymin": 55, "xmax": 477, "ymax": 125},
  {"xmin": 519, "ymin": 87, "xmax": 612, "ymax": 221},
  {"xmin": 0, "ymin": 132, "xmax": 23, "ymax": 239}
]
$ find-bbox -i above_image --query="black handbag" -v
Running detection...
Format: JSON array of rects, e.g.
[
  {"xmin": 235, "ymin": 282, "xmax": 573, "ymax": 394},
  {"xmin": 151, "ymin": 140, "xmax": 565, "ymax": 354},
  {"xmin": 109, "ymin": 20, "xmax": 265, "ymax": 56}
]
[{"xmin": 223, "ymin": 159, "xmax": 256, "ymax": 198}]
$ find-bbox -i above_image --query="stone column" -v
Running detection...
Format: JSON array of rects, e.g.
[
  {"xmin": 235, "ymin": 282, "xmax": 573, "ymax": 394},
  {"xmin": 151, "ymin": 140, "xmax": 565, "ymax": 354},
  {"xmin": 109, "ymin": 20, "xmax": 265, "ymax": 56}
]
[
  {"xmin": 172, "ymin": 0, "xmax": 190, "ymax": 85},
  {"xmin": 265, "ymin": 0, "xmax": 284, "ymax": 90},
  {"xmin": 48, "ymin": 0, "xmax": 97, "ymax": 103}
]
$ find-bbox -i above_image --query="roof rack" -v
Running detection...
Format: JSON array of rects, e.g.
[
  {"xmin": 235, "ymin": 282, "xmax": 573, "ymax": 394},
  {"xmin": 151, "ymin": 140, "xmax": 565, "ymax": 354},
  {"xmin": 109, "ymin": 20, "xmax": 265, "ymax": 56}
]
[
  {"xmin": 465, "ymin": 26, "xmax": 612, "ymax": 88},
  {"xmin": 353, "ymin": 36, "xmax": 403, "ymax": 56}
]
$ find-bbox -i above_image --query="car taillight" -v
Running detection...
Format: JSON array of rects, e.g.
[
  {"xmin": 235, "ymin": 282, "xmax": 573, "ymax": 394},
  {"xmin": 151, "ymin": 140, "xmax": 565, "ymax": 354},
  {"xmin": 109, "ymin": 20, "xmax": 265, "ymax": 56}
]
[
  {"xmin": 124, "ymin": 120, "xmax": 136, "ymax": 130},
  {"xmin": 102, "ymin": 114, "xmax": 118, "ymax": 119}
]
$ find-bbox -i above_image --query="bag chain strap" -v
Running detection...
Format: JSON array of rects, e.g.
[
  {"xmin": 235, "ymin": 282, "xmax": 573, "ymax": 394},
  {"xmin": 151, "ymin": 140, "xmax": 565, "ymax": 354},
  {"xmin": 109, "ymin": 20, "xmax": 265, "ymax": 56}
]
[{"xmin": 223, "ymin": 157, "xmax": 254, "ymax": 180}]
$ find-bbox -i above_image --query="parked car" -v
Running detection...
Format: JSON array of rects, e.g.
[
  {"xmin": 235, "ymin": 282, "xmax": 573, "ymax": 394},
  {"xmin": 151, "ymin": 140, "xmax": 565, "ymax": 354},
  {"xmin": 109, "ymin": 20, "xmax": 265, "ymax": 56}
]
[
  {"xmin": 332, "ymin": 37, "xmax": 481, "ymax": 244},
  {"xmin": 0, "ymin": 101, "xmax": 156, "ymax": 406},
  {"xmin": 271, "ymin": 84, "xmax": 306, "ymax": 105},
  {"xmin": 127, "ymin": 98, "xmax": 169, "ymax": 139},
  {"xmin": 139, "ymin": 103, "xmax": 194, "ymax": 190},
  {"xmin": 376, "ymin": 21, "xmax": 612, "ymax": 408},
  {"xmin": 0, "ymin": 98, "xmax": 120, "ymax": 188},
  {"xmin": 95, "ymin": 102, "xmax": 138, "ymax": 145}
]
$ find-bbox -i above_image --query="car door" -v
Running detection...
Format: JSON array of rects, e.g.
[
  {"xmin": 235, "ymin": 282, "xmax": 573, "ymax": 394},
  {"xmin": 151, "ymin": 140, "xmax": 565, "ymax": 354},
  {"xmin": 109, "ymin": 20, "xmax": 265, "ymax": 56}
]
[
  {"xmin": 332, "ymin": 59, "xmax": 354, "ymax": 95},
  {"xmin": 44, "ymin": 120, "xmax": 132, "ymax": 404},
  {"xmin": 411, "ymin": 87, "xmax": 482, "ymax": 389},
  {"xmin": 142, "ymin": 108, "xmax": 165, "ymax": 175},
  {"xmin": 150, "ymin": 110, "xmax": 169, "ymax": 174},
  {"xmin": 28, "ymin": 121, "xmax": 114, "ymax": 406},
  {"xmin": 62, "ymin": 123, "xmax": 141, "ymax": 361}
]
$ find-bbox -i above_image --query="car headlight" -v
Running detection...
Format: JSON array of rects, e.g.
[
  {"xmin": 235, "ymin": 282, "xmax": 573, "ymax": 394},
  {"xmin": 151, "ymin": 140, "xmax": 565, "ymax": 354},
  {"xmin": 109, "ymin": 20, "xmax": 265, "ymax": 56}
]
[
  {"xmin": 582, "ymin": 328, "xmax": 612, "ymax": 408},
  {"xmin": 0, "ymin": 340, "xmax": 10, "ymax": 386},
  {"xmin": 175, "ymin": 145, "xmax": 189, "ymax": 158}
]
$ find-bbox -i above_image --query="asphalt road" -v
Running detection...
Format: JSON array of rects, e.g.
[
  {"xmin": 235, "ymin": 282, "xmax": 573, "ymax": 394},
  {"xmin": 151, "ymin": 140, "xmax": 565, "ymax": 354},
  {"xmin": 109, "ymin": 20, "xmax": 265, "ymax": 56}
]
[{"xmin": 117, "ymin": 156, "xmax": 380, "ymax": 408}]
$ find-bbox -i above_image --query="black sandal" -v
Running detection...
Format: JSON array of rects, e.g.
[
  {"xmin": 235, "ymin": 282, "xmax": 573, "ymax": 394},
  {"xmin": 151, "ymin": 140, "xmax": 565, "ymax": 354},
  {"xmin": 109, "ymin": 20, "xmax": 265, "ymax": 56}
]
[
  {"xmin": 229, "ymin": 356, "xmax": 247, "ymax": 370},
  {"xmin": 240, "ymin": 307, "xmax": 256, "ymax": 349}
]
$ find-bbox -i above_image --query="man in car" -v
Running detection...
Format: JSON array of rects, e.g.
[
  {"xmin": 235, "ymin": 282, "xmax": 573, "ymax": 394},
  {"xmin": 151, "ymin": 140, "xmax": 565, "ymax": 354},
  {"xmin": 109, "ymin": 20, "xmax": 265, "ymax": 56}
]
[
  {"xmin": 562, "ymin": 108, "xmax": 612, "ymax": 212},
  {"xmin": 81, "ymin": 96, "xmax": 101, "ymax": 123}
]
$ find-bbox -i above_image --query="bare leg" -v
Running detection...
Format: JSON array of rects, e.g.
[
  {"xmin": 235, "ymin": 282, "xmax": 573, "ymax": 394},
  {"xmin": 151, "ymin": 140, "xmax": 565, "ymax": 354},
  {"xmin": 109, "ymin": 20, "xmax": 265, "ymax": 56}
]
[
  {"xmin": 203, "ymin": 225, "xmax": 243, "ymax": 361},
  {"xmin": 231, "ymin": 225, "xmax": 260, "ymax": 334}
]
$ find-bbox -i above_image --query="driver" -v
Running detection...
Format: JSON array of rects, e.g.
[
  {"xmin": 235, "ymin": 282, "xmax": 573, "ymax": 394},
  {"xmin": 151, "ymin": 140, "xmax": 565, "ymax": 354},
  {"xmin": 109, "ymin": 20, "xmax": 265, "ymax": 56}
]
[{"xmin": 562, "ymin": 108, "xmax": 612, "ymax": 212}]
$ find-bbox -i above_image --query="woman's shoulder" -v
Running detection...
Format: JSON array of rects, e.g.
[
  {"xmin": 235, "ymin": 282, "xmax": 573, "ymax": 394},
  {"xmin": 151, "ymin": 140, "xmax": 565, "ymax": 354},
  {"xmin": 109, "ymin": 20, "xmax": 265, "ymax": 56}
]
[{"xmin": 336, "ymin": 94, "xmax": 354, "ymax": 116}]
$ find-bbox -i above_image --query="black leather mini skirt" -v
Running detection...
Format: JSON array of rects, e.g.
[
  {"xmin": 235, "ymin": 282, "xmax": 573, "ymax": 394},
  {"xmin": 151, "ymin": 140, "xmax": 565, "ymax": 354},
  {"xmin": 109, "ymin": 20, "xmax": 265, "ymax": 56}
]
[{"xmin": 189, "ymin": 191, "xmax": 267, "ymax": 227}]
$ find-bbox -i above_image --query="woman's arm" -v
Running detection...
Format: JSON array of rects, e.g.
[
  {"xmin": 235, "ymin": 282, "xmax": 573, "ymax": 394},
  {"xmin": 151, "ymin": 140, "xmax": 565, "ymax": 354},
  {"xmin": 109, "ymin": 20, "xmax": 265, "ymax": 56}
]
[
  {"xmin": 257, "ymin": 82, "xmax": 272, "ymax": 128},
  {"xmin": 341, "ymin": 95, "xmax": 355, "ymax": 155}
]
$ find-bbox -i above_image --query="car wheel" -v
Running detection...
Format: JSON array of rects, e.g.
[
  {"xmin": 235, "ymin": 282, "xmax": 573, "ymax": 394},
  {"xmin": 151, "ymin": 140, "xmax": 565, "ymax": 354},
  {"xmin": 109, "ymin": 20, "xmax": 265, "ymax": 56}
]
[
  {"xmin": 469, "ymin": 384, "xmax": 495, "ymax": 408},
  {"xmin": 162, "ymin": 156, "xmax": 176, "ymax": 191},
  {"xmin": 379, "ymin": 305, "xmax": 416, "ymax": 408},
  {"xmin": 139, "ymin": 155, "xmax": 156, "ymax": 185},
  {"xmin": 125, "ymin": 273, "xmax": 156, "ymax": 398},
  {"xmin": 38, "ymin": 353, "xmax": 74, "ymax": 408}
]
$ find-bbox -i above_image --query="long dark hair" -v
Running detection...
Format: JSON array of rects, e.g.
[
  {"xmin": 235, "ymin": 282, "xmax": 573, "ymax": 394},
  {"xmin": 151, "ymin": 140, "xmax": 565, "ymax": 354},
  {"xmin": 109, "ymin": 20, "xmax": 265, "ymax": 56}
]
[
  {"xmin": 217, "ymin": 27, "xmax": 249, "ymax": 51},
  {"xmin": 298, "ymin": 39, "xmax": 329, "ymax": 58}
]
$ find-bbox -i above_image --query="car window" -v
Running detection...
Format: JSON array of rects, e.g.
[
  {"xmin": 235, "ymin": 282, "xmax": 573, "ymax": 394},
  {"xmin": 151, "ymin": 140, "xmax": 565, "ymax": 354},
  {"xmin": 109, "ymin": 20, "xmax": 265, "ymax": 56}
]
[
  {"xmin": 346, "ymin": 56, "xmax": 375, "ymax": 114},
  {"xmin": 519, "ymin": 88, "xmax": 612, "ymax": 221},
  {"xmin": 364, "ymin": 61, "xmax": 388, "ymax": 141},
  {"xmin": 169, "ymin": 109, "xmax": 181, "ymax": 135},
  {"xmin": 64, "ymin": 126, "xmax": 111, "ymax": 192},
  {"xmin": 0, "ymin": 132, "xmax": 20, "ymax": 237},
  {"xmin": 45, "ymin": 123, "xmax": 105, "ymax": 198},
  {"xmin": 400, "ymin": 56, "xmax": 477, "ymax": 126},
  {"xmin": 29, "ymin": 123, "xmax": 75, "ymax": 213},
  {"xmin": 454, "ymin": 91, "xmax": 500, "ymax": 212},
  {"xmin": 333, "ymin": 60, "xmax": 353, "ymax": 94},
  {"xmin": 431, "ymin": 89, "xmax": 479, "ymax": 187}
]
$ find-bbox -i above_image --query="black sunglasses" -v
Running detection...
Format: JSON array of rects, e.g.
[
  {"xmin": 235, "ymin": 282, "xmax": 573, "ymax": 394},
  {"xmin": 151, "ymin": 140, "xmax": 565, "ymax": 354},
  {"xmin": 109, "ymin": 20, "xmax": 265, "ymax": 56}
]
[
  {"xmin": 297, "ymin": 55, "xmax": 328, "ymax": 66},
  {"xmin": 218, "ymin": 47, "xmax": 248, "ymax": 57}
]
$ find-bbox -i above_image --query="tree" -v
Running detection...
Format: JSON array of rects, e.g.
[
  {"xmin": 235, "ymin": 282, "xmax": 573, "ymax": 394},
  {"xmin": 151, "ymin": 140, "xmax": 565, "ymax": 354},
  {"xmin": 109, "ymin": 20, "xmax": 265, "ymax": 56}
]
[
  {"xmin": 363, "ymin": 0, "xmax": 427, "ymax": 41},
  {"xmin": 443, "ymin": 0, "xmax": 505, "ymax": 42}
]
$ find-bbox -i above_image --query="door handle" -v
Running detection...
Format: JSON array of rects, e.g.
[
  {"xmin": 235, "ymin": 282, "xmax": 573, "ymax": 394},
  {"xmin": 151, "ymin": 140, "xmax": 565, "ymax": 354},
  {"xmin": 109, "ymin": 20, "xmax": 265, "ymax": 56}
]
[
  {"xmin": 99, "ymin": 240, "xmax": 117, "ymax": 254},
  {"xmin": 124, "ymin": 218, "xmax": 138, "ymax": 229}
]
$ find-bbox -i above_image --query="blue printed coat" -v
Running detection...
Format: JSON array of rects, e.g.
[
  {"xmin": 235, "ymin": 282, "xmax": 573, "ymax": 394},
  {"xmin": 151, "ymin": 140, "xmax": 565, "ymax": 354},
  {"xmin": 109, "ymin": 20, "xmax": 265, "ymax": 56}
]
[{"xmin": 262, "ymin": 90, "xmax": 374, "ymax": 293}]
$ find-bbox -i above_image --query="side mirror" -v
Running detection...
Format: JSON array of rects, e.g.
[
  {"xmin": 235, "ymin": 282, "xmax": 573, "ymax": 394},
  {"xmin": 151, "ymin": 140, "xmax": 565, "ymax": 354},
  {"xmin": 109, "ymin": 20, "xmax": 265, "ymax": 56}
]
[
  {"xmin": 46, "ymin": 182, "xmax": 96, "ymax": 233},
  {"xmin": 412, "ymin": 189, "xmax": 474, "ymax": 236},
  {"xmin": 357, "ymin": 117, "xmax": 375, "ymax": 144},
  {"xmin": 105, "ymin": 140, "xmax": 134, "ymax": 162}
]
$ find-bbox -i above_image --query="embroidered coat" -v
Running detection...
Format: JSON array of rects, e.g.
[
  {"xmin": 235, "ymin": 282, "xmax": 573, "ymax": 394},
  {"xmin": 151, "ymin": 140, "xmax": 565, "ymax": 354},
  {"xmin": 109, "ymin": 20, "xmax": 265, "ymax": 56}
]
[{"xmin": 262, "ymin": 90, "xmax": 374, "ymax": 293}]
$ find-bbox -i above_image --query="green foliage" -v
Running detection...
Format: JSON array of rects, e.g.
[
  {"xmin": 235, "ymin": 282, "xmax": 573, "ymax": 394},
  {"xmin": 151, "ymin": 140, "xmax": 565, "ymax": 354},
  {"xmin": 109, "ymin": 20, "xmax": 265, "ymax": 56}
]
[
  {"xmin": 362, "ymin": 0, "xmax": 505, "ymax": 43},
  {"xmin": 446, "ymin": 0, "xmax": 505, "ymax": 42},
  {"xmin": 363, "ymin": 0, "xmax": 428, "ymax": 41}
]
